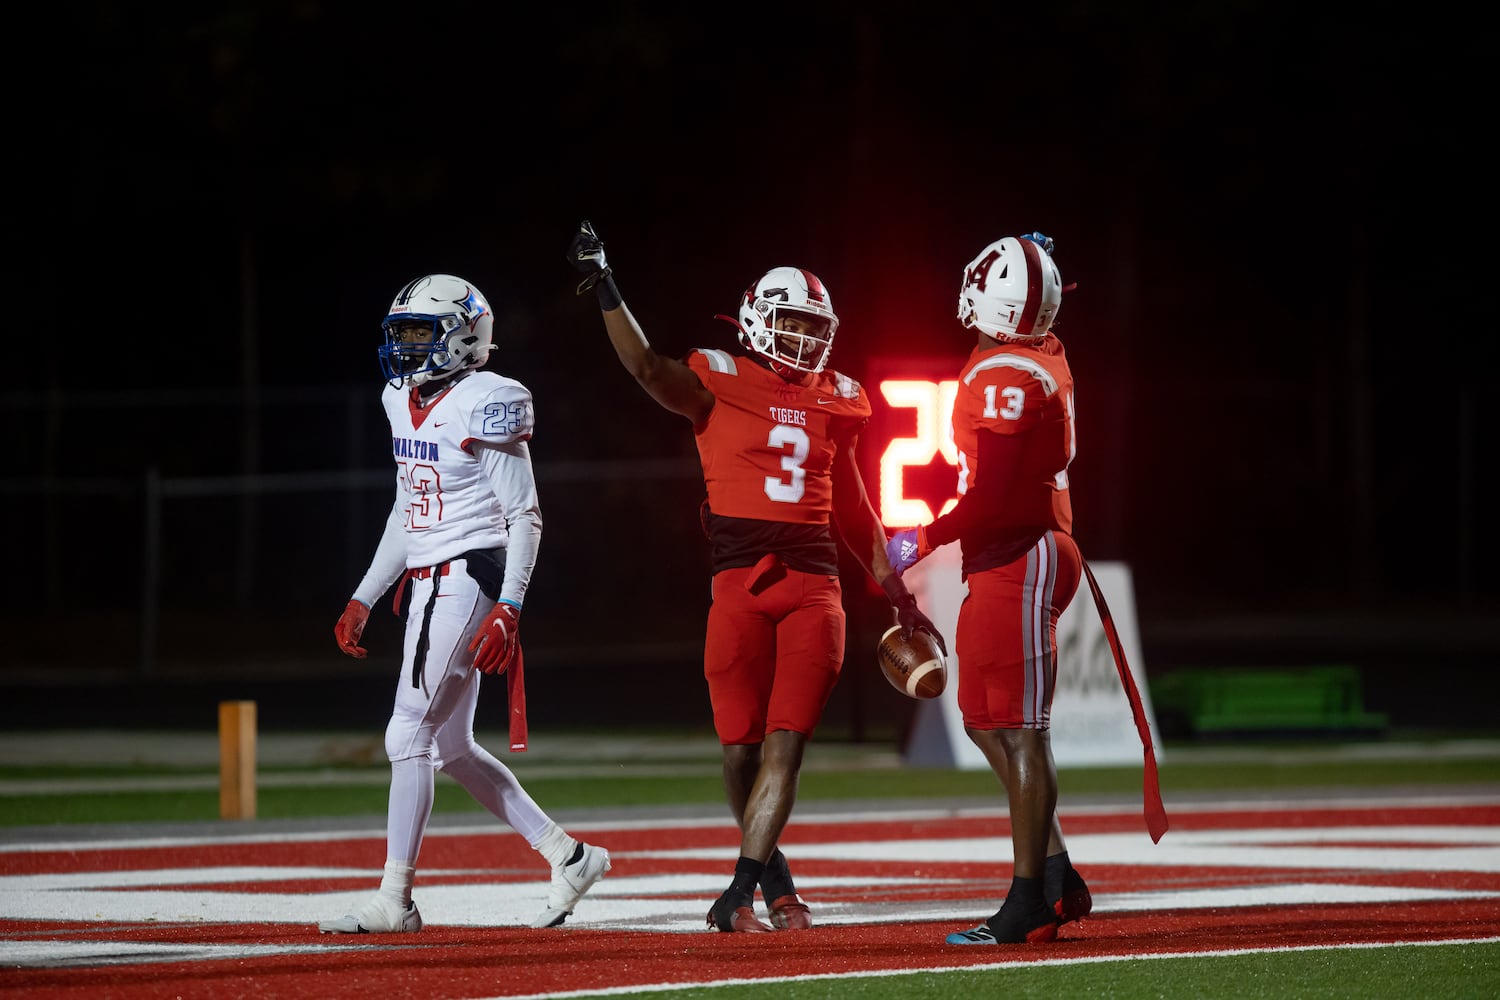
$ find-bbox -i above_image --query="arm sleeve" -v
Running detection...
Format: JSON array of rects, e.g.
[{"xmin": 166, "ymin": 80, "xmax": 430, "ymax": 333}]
[
  {"xmin": 924, "ymin": 426, "xmax": 1026, "ymax": 547},
  {"xmin": 351, "ymin": 498, "xmax": 408, "ymax": 608},
  {"xmin": 477, "ymin": 439, "xmax": 542, "ymax": 608}
]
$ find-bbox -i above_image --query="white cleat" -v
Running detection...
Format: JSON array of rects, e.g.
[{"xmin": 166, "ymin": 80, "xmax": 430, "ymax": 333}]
[
  {"xmin": 531, "ymin": 841, "xmax": 611, "ymax": 928},
  {"xmin": 318, "ymin": 894, "xmax": 423, "ymax": 934}
]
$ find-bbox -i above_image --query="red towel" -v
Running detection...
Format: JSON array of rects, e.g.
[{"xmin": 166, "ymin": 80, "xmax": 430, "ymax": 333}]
[
  {"xmin": 1082, "ymin": 559, "xmax": 1168, "ymax": 843},
  {"xmin": 507, "ymin": 644, "xmax": 527, "ymax": 753},
  {"xmin": 745, "ymin": 553, "xmax": 786, "ymax": 595}
]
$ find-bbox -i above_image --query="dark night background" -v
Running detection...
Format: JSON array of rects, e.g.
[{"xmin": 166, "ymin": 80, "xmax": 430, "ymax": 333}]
[{"xmin": 4, "ymin": 2, "xmax": 1493, "ymax": 736}]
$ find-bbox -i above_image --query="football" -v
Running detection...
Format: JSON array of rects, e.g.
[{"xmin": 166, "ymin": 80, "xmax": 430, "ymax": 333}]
[{"xmin": 877, "ymin": 625, "xmax": 947, "ymax": 700}]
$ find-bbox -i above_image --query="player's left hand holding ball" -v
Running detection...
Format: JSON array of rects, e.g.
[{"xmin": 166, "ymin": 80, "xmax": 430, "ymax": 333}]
[
  {"xmin": 879, "ymin": 573, "xmax": 947, "ymax": 655},
  {"xmin": 895, "ymin": 597, "xmax": 946, "ymax": 656},
  {"xmin": 334, "ymin": 599, "xmax": 371, "ymax": 659},
  {"xmin": 470, "ymin": 602, "xmax": 521, "ymax": 674}
]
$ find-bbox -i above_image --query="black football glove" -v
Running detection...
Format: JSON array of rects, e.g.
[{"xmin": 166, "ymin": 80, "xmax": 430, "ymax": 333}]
[
  {"xmin": 567, "ymin": 220, "xmax": 622, "ymax": 309},
  {"xmin": 880, "ymin": 574, "xmax": 947, "ymax": 655}
]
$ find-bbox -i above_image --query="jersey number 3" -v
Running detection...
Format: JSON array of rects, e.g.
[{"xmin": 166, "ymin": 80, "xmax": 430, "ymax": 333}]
[{"xmin": 764, "ymin": 424, "xmax": 810, "ymax": 503}]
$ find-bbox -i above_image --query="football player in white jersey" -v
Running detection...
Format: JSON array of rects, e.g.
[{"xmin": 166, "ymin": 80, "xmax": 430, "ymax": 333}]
[{"xmin": 320, "ymin": 274, "xmax": 611, "ymax": 934}]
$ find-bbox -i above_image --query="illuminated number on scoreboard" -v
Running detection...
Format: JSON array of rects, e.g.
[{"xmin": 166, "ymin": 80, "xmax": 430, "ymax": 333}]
[{"xmin": 878, "ymin": 380, "xmax": 960, "ymax": 526}]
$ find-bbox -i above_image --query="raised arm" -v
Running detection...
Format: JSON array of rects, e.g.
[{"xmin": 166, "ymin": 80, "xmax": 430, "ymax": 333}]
[{"xmin": 568, "ymin": 221, "xmax": 715, "ymax": 425}]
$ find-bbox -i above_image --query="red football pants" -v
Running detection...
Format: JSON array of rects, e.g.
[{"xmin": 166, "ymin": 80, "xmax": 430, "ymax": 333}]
[
  {"xmin": 955, "ymin": 530, "xmax": 1081, "ymax": 730},
  {"xmin": 703, "ymin": 559, "xmax": 845, "ymax": 744}
]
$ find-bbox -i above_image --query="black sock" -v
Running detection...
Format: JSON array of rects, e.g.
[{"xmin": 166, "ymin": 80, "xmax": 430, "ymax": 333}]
[
  {"xmin": 988, "ymin": 875, "xmax": 1057, "ymax": 940},
  {"xmin": 1002, "ymin": 874, "xmax": 1045, "ymax": 910},
  {"xmin": 728, "ymin": 856, "xmax": 765, "ymax": 900},
  {"xmin": 761, "ymin": 849, "xmax": 796, "ymax": 899},
  {"xmin": 1043, "ymin": 851, "xmax": 1070, "ymax": 905}
]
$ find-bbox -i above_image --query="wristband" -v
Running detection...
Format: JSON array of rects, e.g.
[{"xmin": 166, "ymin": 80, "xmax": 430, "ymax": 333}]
[{"xmin": 594, "ymin": 272, "xmax": 622, "ymax": 311}]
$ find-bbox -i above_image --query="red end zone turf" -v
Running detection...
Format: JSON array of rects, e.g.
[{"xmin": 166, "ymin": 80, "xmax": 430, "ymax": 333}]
[{"xmin": 3, "ymin": 800, "xmax": 1498, "ymax": 998}]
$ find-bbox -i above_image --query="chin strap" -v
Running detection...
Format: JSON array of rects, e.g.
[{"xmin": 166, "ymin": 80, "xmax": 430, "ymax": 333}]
[{"xmin": 713, "ymin": 313, "xmax": 746, "ymax": 336}]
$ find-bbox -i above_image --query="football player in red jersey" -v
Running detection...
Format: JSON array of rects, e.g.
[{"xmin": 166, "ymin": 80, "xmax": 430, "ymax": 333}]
[
  {"xmin": 886, "ymin": 233, "xmax": 1094, "ymax": 945},
  {"xmin": 568, "ymin": 221, "xmax": 944, "ymax": 933}
]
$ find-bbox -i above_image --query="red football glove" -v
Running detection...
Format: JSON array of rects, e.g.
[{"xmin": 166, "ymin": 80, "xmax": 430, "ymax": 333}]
[
  {"xmin": 334, "ymin": 599, "xmax": 370, "ymax": 659},
  {"xmin": 469, "ymin": 602, "xmax": 521, "ymax": 675}
]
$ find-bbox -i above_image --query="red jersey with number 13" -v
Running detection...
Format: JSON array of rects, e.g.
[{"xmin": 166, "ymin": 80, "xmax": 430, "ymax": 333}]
[{"xmin": 952, "ymin": 333, "xmax": 1075, "ymax": 540}]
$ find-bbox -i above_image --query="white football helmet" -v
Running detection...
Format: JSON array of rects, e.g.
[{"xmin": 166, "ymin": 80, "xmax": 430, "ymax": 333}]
[
  {"xmin": 378, "ymin": 274, "xmax": 496, "ymax": 387},
  {"xmin": 956, "ymin": 235, "xmax": 1063, "ymax": 341},
  {"xmin": 732, "ymin": 266, "xmax": 839, "ymax": 374}
]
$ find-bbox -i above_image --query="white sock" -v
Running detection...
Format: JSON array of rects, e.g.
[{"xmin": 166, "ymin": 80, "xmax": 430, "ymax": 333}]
[
  {"xmin": 379, "ymin": 859, "xmax": 416, "ymax": 907},
  {"xmin": 534, "ymin": 824, "xmax": 575, "ymax": 869}
]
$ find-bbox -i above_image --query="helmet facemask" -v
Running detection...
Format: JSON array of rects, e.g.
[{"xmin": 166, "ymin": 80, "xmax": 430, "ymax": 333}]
[
  {"xmin": 751, "ymin": 308, "xmax": 835, "ymax": 376},
  {"xmin": 380, "ymin": 316, "xmax": 462, "ymax": 385}
]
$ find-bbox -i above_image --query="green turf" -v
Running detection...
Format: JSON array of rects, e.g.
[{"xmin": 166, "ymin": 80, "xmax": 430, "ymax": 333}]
[
  {"xmin": 2, "ymin": 751, "xmax": 1497, "ymax": 827},
  {"xmin": 560, "ymin": 941, "xmax": 1500, "ymax": 999}
]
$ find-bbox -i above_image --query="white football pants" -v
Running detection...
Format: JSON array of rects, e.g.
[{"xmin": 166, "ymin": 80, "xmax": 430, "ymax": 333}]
[{"xmin": 381, "ymin": 557, "xmax": 556, "ymax": 863}]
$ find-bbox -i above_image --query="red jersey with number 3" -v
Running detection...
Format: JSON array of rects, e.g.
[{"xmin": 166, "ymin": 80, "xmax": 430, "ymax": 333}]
[
  {"xmin": 952, "ymin": 333, "xmax": 1075, "ymax": 540},
  {"xmin": 686, "ymin": 349, "xmax": 871, "ymax": 523}
]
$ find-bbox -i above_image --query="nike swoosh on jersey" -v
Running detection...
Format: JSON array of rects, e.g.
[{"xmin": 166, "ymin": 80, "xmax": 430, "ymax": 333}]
[{"xmin": 817, "ymin": 398, "xmax": 838, "ymax": 404}]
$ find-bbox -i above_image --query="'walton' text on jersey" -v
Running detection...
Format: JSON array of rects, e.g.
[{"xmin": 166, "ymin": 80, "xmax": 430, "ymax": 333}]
[{"xmin": 392, "ymin": 437, "xmax": 440, "ymax": 461}]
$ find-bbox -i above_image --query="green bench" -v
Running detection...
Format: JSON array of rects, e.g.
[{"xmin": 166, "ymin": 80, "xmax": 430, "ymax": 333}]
[{"xmin": 1149, "ymin": 665, "xmax": 1389, "ymax": 739}]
